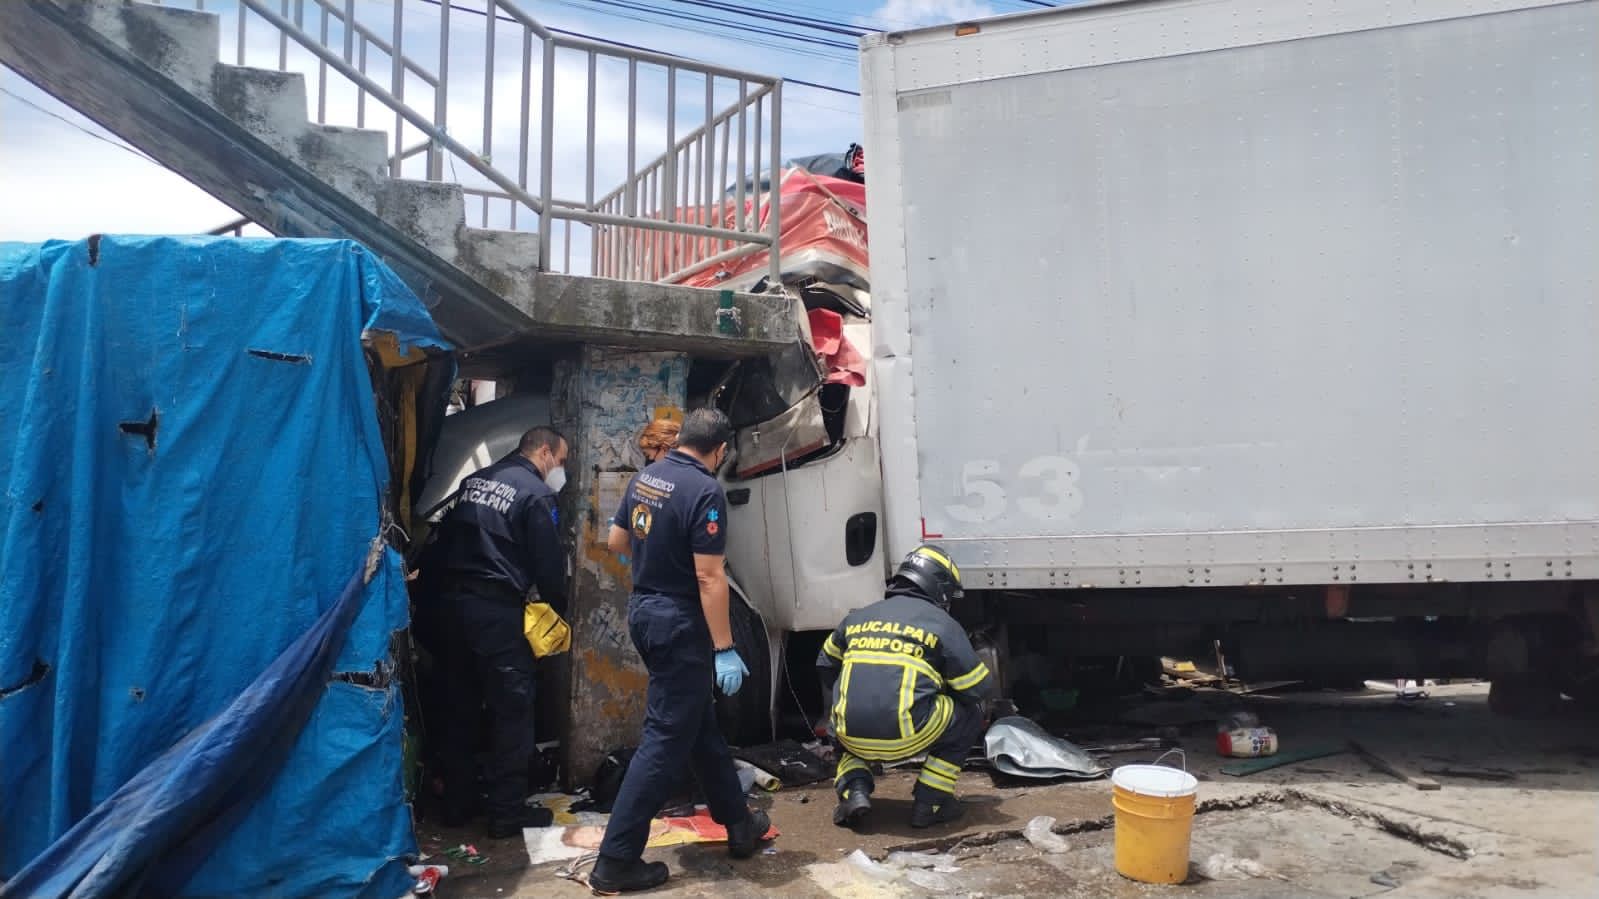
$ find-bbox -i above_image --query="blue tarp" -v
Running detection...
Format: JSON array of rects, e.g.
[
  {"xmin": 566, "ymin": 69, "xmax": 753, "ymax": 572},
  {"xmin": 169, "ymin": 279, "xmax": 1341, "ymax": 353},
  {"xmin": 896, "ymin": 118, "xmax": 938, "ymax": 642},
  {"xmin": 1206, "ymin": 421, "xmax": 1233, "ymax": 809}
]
[{"xmin": 0, "ymin": 236, "xmax": 444, "ymax": 897}]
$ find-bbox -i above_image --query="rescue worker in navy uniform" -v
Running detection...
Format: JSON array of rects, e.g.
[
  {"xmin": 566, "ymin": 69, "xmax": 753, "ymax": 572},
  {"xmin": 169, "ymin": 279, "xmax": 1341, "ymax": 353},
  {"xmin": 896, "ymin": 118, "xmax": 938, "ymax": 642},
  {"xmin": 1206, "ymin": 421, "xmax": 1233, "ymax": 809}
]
[
  {"xmin": 817, "ymin": 545, "xmax": 995, "ymax": 829},
  {"xmin": 433, "ymin": 426, "xmax": 570, "ymax": 838},
  {"xmin": 589, "ymin": 408, "xmax": 771, "ymax": 893}
]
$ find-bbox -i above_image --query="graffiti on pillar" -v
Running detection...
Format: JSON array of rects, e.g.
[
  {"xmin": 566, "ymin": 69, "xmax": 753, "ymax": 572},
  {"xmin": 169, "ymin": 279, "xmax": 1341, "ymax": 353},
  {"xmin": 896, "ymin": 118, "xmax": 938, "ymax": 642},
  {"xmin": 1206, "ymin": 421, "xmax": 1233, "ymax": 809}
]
[{"xmin": 586, "ymin": 603, "xmax": 630, "ymax": 654}]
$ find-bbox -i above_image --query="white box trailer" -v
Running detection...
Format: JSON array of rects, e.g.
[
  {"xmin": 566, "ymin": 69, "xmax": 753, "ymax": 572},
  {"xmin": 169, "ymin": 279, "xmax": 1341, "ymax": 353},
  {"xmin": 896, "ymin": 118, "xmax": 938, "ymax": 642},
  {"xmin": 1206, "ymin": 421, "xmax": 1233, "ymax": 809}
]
[
  {"xmin": 861, "ymin": 0, "xmax": 1599, "ymax": 703},
  {"xmin": 863, "ymin": 0, "xmax": 1598, "ymax": 590}
]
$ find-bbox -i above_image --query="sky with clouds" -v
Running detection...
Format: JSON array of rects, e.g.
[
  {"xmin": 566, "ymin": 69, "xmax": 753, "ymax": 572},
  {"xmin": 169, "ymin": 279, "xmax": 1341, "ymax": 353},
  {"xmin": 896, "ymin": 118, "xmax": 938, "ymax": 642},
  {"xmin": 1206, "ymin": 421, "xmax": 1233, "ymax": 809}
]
[{"xmin": 0, "ymin": 0, "xmax": 1044, "ymax": 244}]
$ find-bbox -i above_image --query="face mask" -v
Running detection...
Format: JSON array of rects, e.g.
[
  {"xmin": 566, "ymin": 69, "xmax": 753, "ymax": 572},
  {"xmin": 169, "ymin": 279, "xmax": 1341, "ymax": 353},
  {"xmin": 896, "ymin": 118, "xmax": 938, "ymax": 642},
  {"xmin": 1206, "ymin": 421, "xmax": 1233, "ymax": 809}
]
[{"xmin": 543, "ymin": 464, "xmax": 568, "ymax": 493}]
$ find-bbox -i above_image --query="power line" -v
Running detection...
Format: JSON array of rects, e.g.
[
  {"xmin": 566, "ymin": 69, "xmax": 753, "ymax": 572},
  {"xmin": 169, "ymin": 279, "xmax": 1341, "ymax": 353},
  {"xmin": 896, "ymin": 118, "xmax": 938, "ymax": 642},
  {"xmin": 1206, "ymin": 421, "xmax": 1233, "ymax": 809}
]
[
  {"xmin": 568, "ymin": 0, "xmax": 856, "ymax": 51},
  {"xmin": 542, "ymin": 0, "xmax": 853, "ymax": 63},
  {"xmin": 409, "ymin": 0, "xmax": 860, "ymax": 96},
  {"xmin": 1015, "ymin": 1, "xmax": 1059, "ymax": 7},
  {"xmin": 653, "ymin": 0, "xmax": 868, "ymax": 38},
  {"xmin": 1, "ymin": 85, "xmax": 165, "ymax": 167},
  {"xmin": 550, "ymin": 26, "xmax": 860, "ymax": 97}
]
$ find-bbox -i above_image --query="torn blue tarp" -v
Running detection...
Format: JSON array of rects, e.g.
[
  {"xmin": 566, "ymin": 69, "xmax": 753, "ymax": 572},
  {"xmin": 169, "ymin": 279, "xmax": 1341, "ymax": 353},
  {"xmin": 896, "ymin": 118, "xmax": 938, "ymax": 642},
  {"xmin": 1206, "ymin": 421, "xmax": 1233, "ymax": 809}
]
[{"xmin": 0, "ymin": 236, "xmax": 445, "ymax": 897}]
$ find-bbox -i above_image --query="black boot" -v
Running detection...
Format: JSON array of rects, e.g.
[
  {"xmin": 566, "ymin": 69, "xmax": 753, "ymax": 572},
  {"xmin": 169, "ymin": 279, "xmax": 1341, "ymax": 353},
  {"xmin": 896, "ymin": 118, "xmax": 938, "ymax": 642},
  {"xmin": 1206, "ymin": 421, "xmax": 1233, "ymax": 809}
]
[
  {"xmin": 485, "ymin": 805, "xmax": 554, "ymax": 839},
  {"xmin": 833, "ymin": 780, "xmax": 872, "ymax": 828},
  {"xmin": 588, "ymin": 855, "xmax": 670, "ymax": 894},
  {"xmin": 725, "ymin": 808, "xmax": 772, "ymax": 859},
  {"xmin": 909, "ymin": 795, "xmax": 964, "ymax": 829}
]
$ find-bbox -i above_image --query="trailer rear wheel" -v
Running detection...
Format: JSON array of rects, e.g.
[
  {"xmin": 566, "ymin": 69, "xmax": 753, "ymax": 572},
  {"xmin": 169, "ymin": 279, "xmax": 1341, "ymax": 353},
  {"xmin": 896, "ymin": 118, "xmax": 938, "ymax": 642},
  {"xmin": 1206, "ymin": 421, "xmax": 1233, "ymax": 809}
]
[{"xmin": 1488, "ymin": 674, "xmax": 1562, "ymax": 719}]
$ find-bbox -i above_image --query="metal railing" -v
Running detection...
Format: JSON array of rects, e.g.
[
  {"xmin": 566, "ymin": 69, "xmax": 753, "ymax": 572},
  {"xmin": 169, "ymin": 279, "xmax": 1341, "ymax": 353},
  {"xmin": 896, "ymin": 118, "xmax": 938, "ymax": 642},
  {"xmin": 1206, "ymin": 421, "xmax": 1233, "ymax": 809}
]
[{"xmin": 173, "ymin": 0, "xmax": 781, "ymax": 284}]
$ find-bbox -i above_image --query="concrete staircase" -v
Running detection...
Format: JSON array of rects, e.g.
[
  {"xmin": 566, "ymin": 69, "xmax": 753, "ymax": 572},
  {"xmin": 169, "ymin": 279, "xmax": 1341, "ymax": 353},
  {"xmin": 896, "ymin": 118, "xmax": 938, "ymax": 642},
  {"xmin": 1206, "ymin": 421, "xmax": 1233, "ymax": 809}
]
[{"xmin": 0, "ymin": 0, "xmax": 797, "ymax": 359}]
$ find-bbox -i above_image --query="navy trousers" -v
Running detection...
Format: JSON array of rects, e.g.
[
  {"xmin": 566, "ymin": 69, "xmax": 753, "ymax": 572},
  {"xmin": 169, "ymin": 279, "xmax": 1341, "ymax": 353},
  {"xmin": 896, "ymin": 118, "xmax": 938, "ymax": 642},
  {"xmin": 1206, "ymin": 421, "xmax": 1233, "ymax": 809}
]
[
  {"xmin": 598, "ymin": 594, "xmax": 749, "ymax": 861},
  {"xmin": 437, "ymin": 586, "xmax": 537, "ymax": 820}
]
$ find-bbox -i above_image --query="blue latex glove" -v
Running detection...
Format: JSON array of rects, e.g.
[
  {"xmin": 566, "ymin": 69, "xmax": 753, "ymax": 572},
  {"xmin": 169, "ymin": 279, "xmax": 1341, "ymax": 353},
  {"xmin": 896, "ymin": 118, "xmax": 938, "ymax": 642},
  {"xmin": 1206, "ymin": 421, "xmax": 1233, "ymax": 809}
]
[{"xmin": 715, "ymin": 648, "xmax": 749, "ymax": 696}]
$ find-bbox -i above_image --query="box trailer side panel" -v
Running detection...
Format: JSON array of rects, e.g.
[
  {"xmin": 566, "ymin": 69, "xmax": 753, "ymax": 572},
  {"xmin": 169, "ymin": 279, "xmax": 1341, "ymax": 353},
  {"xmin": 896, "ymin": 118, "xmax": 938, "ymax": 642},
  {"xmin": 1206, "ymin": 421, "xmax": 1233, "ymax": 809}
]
[{"xmin": 863, "ymin": 0, "xmax": 1599, "ymax": 590}]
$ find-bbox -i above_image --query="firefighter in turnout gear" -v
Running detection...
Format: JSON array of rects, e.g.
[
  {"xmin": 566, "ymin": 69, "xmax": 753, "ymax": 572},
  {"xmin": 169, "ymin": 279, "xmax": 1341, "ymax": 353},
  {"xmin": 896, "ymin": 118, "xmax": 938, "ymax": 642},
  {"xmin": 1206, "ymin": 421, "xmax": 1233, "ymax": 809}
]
[{"xmin": 816, "ymin": 544, "xmax": 995, "ymax": 829}]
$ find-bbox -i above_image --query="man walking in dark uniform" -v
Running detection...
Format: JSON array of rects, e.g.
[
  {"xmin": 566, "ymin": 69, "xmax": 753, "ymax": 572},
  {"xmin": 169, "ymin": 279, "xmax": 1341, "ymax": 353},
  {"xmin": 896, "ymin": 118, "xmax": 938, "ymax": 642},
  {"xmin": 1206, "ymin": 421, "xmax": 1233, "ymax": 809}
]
[
  {"xmin": 432, "ymin": 426, "xmax": 570, "ymax": 838},
  {"xmin": 588, "ymin": 408, "xmax": 771, "ymax": 893},
  {"xmin": 818, "ymin": 544, "xmax": 994, "ymax": 830}
]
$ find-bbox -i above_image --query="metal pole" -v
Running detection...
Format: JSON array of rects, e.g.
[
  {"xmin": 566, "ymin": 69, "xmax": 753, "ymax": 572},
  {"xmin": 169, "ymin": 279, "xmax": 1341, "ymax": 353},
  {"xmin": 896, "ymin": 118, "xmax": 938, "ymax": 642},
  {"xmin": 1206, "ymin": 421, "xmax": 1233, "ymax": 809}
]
[
  {"xmin": 484, "ymin": 0, "xmax": 495, "ymax": 165},
  {"xmin": 718, "ymin": 117, "xmax": 730, "ymax": 254},
  {"xmin": 767, "ymin": 80, "xmax": 782, "ymax": 286},
  {"xmin": 357, "ymin": 37, "xmax": 367, "ymax": 127},
  {"xmin": 316, "ymin": 1, "xmax": 328, "ymax": 122},
  {"xmin": 391, "ymin": 0, "xmax": 404, "ymax": 177},
  {"xmin": 664, "ymin": 67, "xmax": 677, "ymax": 273},
  {"xmin": 624, "ymin": 58, "xmax": 638, "ymax": 277},
  {"xmin": 735, "ymin": 80, "xmax": 747, "ymax": 235},
  {"xmin": 625, "ymin": 60, "xmax": 638, "ymax": 217},
  {"xmin": 432, "ymin": 0, "xmax": 449, "ymax": 181},
  {"xmin": 589, "ymin": 53, "xmax": 599, "ymax": 277},
  {"xmin": 237, "ymin": 1, "xmax": 247, "ymax": 64},
  {"xmin": 279, "ymin": 0, "xmax": 289, "ymax": 70},
  {"xmin": 703, "ymin": 75, "xmax": 714, "ymax": 265},
  {"xmin": 519, "ymin": 25, "xmax": 531, "ymax": 201},
  {"xmin": 751, "ymin": 95, "xmax": 763, "ymax": 232},
  {"xmin": 342, "ymin": 0, "xmax": 354, "ymax": 64},
  {"xmin": 539, "ymin": 36, "xmax": 555, "ymax": 268},
  {"xmin": 690, "ymin": 137, "xmax": 701, "ymax": 269}
]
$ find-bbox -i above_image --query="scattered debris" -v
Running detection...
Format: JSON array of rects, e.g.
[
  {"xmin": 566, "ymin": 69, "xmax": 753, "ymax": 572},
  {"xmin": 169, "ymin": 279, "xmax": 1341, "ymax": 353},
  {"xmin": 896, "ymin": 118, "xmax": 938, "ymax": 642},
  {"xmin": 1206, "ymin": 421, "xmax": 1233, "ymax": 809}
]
[
  {"xmin": 1021, "ymin": 816, "xmax": 1071, "ymax": 854},
  {"xmin": 1422, "ymin": 767, "xmax": 1517, "ymax": 782},
  {"xmin": 1220, "ymin": 744, "xmax": 1344, "ymax": 776},
  {"xmin": 884, "ymin": 851, "xmax": 961, "ymax": 872},
  {"xmin": 1161, "ymin": 658, "xmax": 1201, "ymax": 678},
  {"xmin": 735, "ymin": 759, "xmax": 781, "ymax": 793},
  {"xmin": 842, "ymin": 847, "xmax": 964, "ymax": 891},
  {"xmin": 735, "ymin": 740, "xmax": 831, "ymax": 785},
  {"xmin": 1217, "ymin": 711, "xmax": 1278, "ymax": 758},
  {"xmin": 1396, "ymin": 679, "xmax": 1432, "ymax": 701},
  {"xmin": 1083, "ymin": 737, "xmax": 1175, "ymax": 755},
  {"xmin": 409, "ymin": 864, "xmax": 444, "ymax": 895},
  {"xmin": 1230, "ymin": 680, "xmax": 1302, "ymax": 695},
  {"xmin": 443, "ymin": 844, "xmax": 488, "ymax": 866},
  {"xmin": 1351, "ymin": 741, "xmax": 1442, "ymax": 791},
  {"xmin": 1371, "ymin": 870, "xmax": 1401, "ymax": 888},
  {"xmin": 1196, "ymin": 852, "xmax": 1276, "ymax": 880},
  {"xmin": 801, "ymin": 739, "xmax": 837, "ymax": 764}
]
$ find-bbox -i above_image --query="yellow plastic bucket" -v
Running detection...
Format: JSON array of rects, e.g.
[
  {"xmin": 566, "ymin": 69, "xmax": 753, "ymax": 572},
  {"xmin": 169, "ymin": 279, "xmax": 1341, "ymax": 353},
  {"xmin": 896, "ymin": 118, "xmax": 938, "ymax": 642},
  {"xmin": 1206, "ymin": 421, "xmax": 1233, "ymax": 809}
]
[{"xmin": 1111, "ymin": 763, "xmax": 1198, "ymax": 884}]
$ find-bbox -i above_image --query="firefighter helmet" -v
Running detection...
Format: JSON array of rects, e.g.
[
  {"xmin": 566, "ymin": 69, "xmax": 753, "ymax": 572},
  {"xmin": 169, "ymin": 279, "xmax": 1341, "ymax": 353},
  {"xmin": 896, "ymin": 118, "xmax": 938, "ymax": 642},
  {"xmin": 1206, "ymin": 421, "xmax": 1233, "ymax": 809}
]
[{"xmin": 892, "ymin": 544, "xmax": 964, "ymax": 608}]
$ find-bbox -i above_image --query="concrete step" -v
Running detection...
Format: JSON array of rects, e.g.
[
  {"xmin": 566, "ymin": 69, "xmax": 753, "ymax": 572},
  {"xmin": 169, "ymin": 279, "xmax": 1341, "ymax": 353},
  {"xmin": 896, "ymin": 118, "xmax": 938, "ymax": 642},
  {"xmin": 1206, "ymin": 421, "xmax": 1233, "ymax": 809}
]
[
  {"xmin": 210, "ymin": 65, "xmax": 309, "ymax": 156},
  {"xmin": 89, "ymin": 0, "xmax": 219, "ymax": 96}
]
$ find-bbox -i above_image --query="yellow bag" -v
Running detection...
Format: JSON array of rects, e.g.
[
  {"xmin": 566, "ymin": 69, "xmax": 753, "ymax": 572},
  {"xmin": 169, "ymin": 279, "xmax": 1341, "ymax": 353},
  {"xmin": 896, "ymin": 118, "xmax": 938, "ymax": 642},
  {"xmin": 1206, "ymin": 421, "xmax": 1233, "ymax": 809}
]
[{"xmin": 524, "ymin": 602, "xmax": 571, "ymax": 658}]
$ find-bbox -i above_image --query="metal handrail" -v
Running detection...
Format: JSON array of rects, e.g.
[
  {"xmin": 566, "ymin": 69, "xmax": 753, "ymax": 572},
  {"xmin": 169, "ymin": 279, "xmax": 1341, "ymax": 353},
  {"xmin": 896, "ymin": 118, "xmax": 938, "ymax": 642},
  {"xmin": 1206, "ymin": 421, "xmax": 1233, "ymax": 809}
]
[{"xmin": 166, "ymin": 0, "xmax": 783, "ymax": 286}]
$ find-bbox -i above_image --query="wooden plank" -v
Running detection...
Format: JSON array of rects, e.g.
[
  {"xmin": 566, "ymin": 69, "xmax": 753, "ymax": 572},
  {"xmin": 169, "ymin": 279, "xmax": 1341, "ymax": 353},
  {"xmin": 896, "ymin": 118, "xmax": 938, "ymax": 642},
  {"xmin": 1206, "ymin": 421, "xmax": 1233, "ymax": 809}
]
[{"xmin": 1351, "ymin": 740, "xmax": 1442, "ymax": 791}]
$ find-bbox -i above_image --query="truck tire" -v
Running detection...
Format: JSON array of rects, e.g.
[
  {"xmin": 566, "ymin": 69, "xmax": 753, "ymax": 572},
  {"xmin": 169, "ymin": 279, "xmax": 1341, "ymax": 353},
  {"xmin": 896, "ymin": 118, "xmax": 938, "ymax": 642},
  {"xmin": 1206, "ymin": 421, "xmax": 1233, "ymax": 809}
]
[
  {"xmin": 715, "ymin": 588, "xmax": 772, "ymax": 747},
  {"xmin": 1488, "ymin": 674, "xmax": 1562, "ymax": 719}
]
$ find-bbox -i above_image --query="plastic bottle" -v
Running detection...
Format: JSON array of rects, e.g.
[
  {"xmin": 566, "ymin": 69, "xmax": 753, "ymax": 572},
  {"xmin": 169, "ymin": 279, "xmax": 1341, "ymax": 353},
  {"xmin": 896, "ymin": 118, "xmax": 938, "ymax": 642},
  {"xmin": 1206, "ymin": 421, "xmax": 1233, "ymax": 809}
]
[{"xmin": 1216, "ymin": 726, "xmax": 1279, "ymax": 758}]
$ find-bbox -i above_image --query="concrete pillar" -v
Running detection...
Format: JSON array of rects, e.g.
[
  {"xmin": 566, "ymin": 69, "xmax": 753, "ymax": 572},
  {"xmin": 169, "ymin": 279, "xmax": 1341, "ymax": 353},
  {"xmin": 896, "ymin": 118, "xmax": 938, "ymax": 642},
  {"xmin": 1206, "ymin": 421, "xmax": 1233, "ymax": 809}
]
[{"xmin": 552, "ymin": 345, "xmax": 688, "ymax": 786}]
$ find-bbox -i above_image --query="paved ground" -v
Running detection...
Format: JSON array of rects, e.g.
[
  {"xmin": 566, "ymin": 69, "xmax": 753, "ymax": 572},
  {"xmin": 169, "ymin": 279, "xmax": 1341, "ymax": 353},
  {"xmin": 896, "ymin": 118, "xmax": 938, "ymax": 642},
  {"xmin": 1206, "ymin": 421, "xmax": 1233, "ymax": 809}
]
[{"xmin": 419, "ymin": 684, "xmax": 1599, "ymax": 897}]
